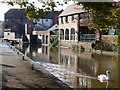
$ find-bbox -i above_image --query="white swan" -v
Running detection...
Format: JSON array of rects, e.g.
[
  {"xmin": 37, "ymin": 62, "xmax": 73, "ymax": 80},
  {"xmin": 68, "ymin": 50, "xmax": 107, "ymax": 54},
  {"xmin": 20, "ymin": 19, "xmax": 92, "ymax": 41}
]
[{"xmin": 98, "ymin": 71, "xmax": 110, "ymax": 82}]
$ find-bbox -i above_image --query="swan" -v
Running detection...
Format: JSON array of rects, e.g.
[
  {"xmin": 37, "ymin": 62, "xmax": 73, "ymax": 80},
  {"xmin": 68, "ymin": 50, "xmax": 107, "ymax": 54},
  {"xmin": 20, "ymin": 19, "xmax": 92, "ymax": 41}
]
[{"xmin": 98, "ymin": 71, "xmax": 110, "ymax": 82}]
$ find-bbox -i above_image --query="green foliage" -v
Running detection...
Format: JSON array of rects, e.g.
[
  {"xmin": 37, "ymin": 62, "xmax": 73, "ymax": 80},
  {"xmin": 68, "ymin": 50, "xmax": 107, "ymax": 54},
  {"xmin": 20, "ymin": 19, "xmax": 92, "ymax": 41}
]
[
  {"xmin": 4, "ymin": 1, "xmax": 57, "ymax": 20},
  {"xmin": 114, "ymin": 33, "xmax": 120, "ymax": 53},
  {"xmin": 50, "ymin": 36, "xmax": 59, "ymax": 47},
  {"xmin": 92, "ymin": 41, "xmax": 116, "ymax": 51},
  {"xmin": 72, "ymin": 45, "xmax": 85, "ymax": 52},
  {"xmin": 78, "ymin": 2, "xmax": 118, "ymax": 31}
]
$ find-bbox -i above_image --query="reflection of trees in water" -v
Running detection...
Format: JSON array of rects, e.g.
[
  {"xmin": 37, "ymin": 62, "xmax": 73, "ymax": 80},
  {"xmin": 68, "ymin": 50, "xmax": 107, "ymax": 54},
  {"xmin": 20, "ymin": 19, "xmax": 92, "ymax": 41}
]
[
  {"xmin": 78, "ymin": 56, "xmax": 96, "ymax": 76},
  {"xmin": 16, "ymin": 43, "xmax": 119, "ymax": 88},
  {"xmin": 50, "ymin": 47, "xmax": 58, "ymax": 64}
]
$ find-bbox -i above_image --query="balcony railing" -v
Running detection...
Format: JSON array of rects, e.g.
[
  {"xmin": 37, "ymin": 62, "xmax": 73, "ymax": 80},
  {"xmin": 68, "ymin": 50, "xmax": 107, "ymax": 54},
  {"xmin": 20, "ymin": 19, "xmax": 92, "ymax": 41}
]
[{"xmin": 80, "ymin": 34, "xmax": 96, "ymax": 42}]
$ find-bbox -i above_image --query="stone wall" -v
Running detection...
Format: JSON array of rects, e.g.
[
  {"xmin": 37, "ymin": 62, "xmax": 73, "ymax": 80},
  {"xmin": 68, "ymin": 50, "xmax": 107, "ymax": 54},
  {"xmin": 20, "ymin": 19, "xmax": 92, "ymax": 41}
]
[
  {"xmin": 60, "ymin": 35, "xmax": 118, "ymax": 50},
  {"xmin": 60, "ymin": 41, "xmax": 92, "ymax": 50},
  {"xmin": 102, "ymin": 35, "xmax": 118, "ymax": 44}
]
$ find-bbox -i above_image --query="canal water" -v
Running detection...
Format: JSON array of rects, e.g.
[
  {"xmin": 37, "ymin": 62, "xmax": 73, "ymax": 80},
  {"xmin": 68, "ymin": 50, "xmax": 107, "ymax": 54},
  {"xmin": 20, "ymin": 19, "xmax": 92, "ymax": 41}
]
[{"xmin": 15, "ymin": 43, "xmax": 120, "ymax": 88}]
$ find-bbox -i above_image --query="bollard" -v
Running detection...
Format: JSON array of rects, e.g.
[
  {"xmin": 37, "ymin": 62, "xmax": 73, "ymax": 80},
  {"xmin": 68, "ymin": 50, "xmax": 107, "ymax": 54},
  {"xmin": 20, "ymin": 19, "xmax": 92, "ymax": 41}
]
[
  {"xmin": 13, "ymin": 49, "xmax": 15, "ymax": 51},
  {"xmin": 31, "ymin": 64, "xmax": 34, "ymax": 70},
  {"xmin": 22, "ymin": 56, "xmax": 24, "ymax": 60},
  {"xmin": 17, "ymin": 52, "xmax": 19, "ymax": 54}
]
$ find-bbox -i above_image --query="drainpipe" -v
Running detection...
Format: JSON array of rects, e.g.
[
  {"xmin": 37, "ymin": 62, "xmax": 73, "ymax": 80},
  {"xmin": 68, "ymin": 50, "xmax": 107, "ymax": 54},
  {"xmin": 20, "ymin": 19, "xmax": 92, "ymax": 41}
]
[{"xmin": 78, "ymin": 14, "xmax": 80, "ymax": 42}]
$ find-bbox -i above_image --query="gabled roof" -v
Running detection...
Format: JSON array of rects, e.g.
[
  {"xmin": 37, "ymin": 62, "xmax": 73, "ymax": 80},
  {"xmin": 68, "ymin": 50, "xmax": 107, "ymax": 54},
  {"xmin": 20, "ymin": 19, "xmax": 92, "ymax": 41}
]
[
  {"xmin": 42, "ymin": 11, "xmax": 62, "ymax": 19},
  {"xmin": 5, "ymin": 9, "xmax": 26, "ymax": 19},
  {"xmin": 48, "ymin": 24, "xmax": 58, "ymax": 31},
  {"xmin": 59, "ymin": 4, "xmax": 86, "ymax": 17},
  {"xmin": 33, "ymin": 24, "xmax": 50, "ymax": 31}
]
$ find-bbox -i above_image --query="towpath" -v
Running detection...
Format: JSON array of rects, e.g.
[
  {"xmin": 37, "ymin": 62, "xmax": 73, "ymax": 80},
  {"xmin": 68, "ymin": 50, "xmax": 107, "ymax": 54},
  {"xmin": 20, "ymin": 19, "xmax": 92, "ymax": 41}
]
[{"xmin": 0, "ymin": 41, "xmax": 71, "ymax": 89}]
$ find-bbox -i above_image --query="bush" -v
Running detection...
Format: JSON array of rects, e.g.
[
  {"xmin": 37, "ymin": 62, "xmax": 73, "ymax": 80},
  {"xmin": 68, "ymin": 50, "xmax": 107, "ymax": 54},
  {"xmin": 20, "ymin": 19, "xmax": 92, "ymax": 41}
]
[
  {"xmin": 72, "ymin": 45, "xmax": 85, "ymax": 52},
  {"xmin": 114, "ymin": 33, "xmax": 120, "ymax": 53},
  {"xmin": 50, "ymin": 36, "xmax": 59, "ymax": 47},
  {"xmin": 93, "ymin": 41, "xmax": 116, "ymax": 51}
]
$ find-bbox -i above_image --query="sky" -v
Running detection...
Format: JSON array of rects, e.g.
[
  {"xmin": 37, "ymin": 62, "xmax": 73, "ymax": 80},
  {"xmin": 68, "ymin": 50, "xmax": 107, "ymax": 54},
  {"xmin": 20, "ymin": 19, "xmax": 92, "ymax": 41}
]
[
  {"xmin": 0, "ymin": 0, "xmax": 74, "ymax": 21},
  {"xmin": 0, "ymin": 0, "xmax": 118, "ymax": 21}
]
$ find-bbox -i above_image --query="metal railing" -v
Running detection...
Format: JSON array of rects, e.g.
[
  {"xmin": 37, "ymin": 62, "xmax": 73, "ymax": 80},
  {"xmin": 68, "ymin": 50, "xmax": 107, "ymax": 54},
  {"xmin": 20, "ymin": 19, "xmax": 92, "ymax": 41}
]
[{"xmin": 80, "ymin": 34, "xmax": 96, "ymax": 42}]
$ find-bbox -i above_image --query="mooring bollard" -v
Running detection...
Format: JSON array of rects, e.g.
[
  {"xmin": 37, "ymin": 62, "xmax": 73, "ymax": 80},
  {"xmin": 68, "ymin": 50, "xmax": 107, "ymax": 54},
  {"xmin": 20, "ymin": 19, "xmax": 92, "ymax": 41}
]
[
  {"xmin": 31, "ymin": 63, "xmax": 34, "ymax": 70},
  {"xmin": 13, "ymin": 49, "xmax": 15, "ymax": 51},
  {"xmin": 22, "ymin": 56, "xmax": 24, "ymax": 60},
  {"xmin": 17, "ymin": 52, "xmax": 19, "ymax": 54}
]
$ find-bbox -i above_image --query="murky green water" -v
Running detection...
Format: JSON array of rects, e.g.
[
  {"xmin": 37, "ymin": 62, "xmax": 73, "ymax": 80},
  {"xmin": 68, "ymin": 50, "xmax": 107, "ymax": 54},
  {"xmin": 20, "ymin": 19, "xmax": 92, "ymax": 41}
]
[{"xmin": 16, "ymin": 44, "xmax": 120, "ymax": 88}]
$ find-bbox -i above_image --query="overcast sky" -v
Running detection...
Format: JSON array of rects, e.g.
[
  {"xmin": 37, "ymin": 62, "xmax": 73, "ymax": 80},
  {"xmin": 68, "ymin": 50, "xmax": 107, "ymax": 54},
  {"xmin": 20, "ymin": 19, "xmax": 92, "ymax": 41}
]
[{"xmin": 0, "ymin": 0, "xmax": 74, "ymax": 21}]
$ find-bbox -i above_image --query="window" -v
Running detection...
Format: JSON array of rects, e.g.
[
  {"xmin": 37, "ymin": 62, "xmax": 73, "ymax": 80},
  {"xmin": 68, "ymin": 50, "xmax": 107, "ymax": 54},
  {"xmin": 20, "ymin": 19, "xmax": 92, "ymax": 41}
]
[
  {"xmin": 65, "ymin": 16, "xmax": 68, "ymax": 23},
  {"xmin": 61, "ymin": 17, "xmax": 63, "ymax": 23},
  {"xmin": 13, "ymin": 25, "xmax": 16, "ymax": 29},
  {"xmin": 65, "ymin": 29, "xmax": 69, "ymax": 40},
  {"xmin": 71, "ymin": 15, "xmax": 74, "ymax": 21},
  {"xmin": 21, "ymin": 18, "xmax": 27, "ymax": 22},
  {"xmin": 24, "ymin": 19, "xmax": 27, "ymax": 22},
  {"xmin": 46, "ymin": 19, "xmax": 48, "ymax": 22},
  {"xmin": 29, "ymin": 25, "xmax": 31, "ymax": 28},
  {"xmin": 70, "ymin": 56, "xmax": 75, "ymax": 65},
  {"xmin": 21, "ymin": 18, "xmax": 23, "ymax": 22},
  {"xmin": 12, "ymin": 19, "xmax": 15, "ymax": 22},
  {"xmin": 5, "ymin": 24, "xmax": 9, "ymax": 29},
  {"xmin": 80, "ymin": 12, "xmax": 89, "ymax": 21},
  {"xmin": 71, "ymin": 28, "xmax": 75, "ymax": 40},
  {"xmin": 65, "ymin": 55, "xmax": 69, "ymax": 65},
  {"xmin": 5, "ymin": 19, "xmax": 8, "ymax": 22},
  {"xmin": 60, "ymin": 29, "xmax": 64, "ymax": 40}
]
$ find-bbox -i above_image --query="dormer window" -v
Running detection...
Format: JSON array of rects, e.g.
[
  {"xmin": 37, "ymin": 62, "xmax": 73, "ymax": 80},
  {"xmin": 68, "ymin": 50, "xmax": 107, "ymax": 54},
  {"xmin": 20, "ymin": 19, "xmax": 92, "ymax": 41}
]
[
  {"xmin": 65, "ymin": 16, "xmax": 68, "ymax": 23},
  {"xmin": 71, "ymin": 15, "xmax": 74, "ymax": 21},
  {"xmin": 61, "ymin": 17, "xmax": 63, "ymax": 23},
  {"xmin": 5, "ymin": 19, "xmax": 8, "ymax": 22}
]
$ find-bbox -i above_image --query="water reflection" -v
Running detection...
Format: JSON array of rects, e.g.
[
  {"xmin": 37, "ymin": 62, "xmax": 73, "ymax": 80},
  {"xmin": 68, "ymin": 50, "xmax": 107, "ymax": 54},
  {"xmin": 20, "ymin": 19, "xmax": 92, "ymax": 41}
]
[{"xmin": 16, "ymin": 43, "xmax": 119, "ymax": 88}]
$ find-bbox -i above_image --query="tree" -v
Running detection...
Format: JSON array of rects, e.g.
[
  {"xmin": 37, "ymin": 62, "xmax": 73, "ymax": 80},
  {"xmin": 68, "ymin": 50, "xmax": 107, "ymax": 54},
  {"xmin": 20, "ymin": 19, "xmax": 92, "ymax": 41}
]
[
  {"xmin": 78, "ymin": 2, "xmax": 119, "ymax": 41},
  {"xmin": 3, "ymin": 1, "xmax": 120, "ymax": 40},
  {"xmin": 2, "ymin": 0, "xmax": 66, "ymax": 20},
  {"xmin": 2, "ymin": 0, "xmax": 57, "ymax": 20}
]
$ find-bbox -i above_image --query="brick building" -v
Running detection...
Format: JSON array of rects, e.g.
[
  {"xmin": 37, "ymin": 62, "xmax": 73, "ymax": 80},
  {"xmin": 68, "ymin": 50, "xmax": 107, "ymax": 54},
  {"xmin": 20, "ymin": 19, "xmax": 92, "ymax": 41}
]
[
  {"xmin": 4, "ymin": 9, "xmax": 33, "ymax": 38},
  {"xmin": 58, "ymin": 4, "xmax": 96, "ymax": 49},
  {"xmin": 33, "ymin": 11, "xmax": 62, "ymax": 45}
]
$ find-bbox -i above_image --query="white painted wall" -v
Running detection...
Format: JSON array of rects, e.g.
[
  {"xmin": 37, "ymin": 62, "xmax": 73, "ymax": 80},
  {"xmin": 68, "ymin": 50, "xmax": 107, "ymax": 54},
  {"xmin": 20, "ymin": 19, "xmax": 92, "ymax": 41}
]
[
  {"xmin": 0, "ymin": 21, "xmax": 3, "ymax": 37},
  {"xmin": 37, "ymin": 19, "xmax": 53, "ymax": 27},
  {"xmin": 4, "ymin": 32, "xmax": 15, "ymax": 39}
]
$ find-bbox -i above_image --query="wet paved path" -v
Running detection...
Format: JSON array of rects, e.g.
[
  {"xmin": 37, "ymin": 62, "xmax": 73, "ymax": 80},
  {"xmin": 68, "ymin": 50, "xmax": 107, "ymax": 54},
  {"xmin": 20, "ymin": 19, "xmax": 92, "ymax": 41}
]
[{"xmin": 0, "ymin": 42, "xmax": 71, "ymax": 89}]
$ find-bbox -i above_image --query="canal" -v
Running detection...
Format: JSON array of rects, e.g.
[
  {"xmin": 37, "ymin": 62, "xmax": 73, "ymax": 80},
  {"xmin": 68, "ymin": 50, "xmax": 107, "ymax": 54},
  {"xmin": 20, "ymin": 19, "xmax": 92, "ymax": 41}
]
[{"xmin": 15, "ymin": 43, "xmax": 120, "ymax": 88}]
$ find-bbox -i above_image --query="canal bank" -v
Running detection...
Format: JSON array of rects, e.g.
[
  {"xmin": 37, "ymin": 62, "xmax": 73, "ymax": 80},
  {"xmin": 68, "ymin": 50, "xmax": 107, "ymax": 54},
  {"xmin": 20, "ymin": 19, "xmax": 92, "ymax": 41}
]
[
  {"xmin": 1, "ymin": 41, "xmax": 71, "ymax": 89},
  {"xmin": 14, "ymin": 42, "xmax": 119, "ymax": 88}
]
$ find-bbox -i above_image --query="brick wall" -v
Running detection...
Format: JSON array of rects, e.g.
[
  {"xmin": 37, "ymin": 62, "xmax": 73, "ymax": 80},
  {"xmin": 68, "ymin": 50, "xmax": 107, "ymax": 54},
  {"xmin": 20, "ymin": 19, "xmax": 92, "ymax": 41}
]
[
  {"xmin": 102, "ymin": 35, "xmax": 118, "ymax": 44},
  {"xmin": 59, "ymin": 41, "xmax": 92, "ymax": 50}
]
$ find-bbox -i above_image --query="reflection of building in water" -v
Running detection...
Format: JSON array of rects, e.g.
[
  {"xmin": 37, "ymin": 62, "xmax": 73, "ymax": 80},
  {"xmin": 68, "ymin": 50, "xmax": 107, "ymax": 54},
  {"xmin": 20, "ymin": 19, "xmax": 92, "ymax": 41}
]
[
  {"xmin": 24, "ymin": 45, "xmax": 50, "ymax": 62},
  {"xmin": 18, "ymin": 43, "xmax": 118, "ymax": 88},
  {"xmin": 58, "ymin": 47, "xmax": 118, "ymax": 88},
  {"xmin": 79, "ymin": 78, "xmax": 91, "ymax": 88},
  {"xmin": 58, "ymin": 48, "xmax": 94, "ymax": 88}
]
